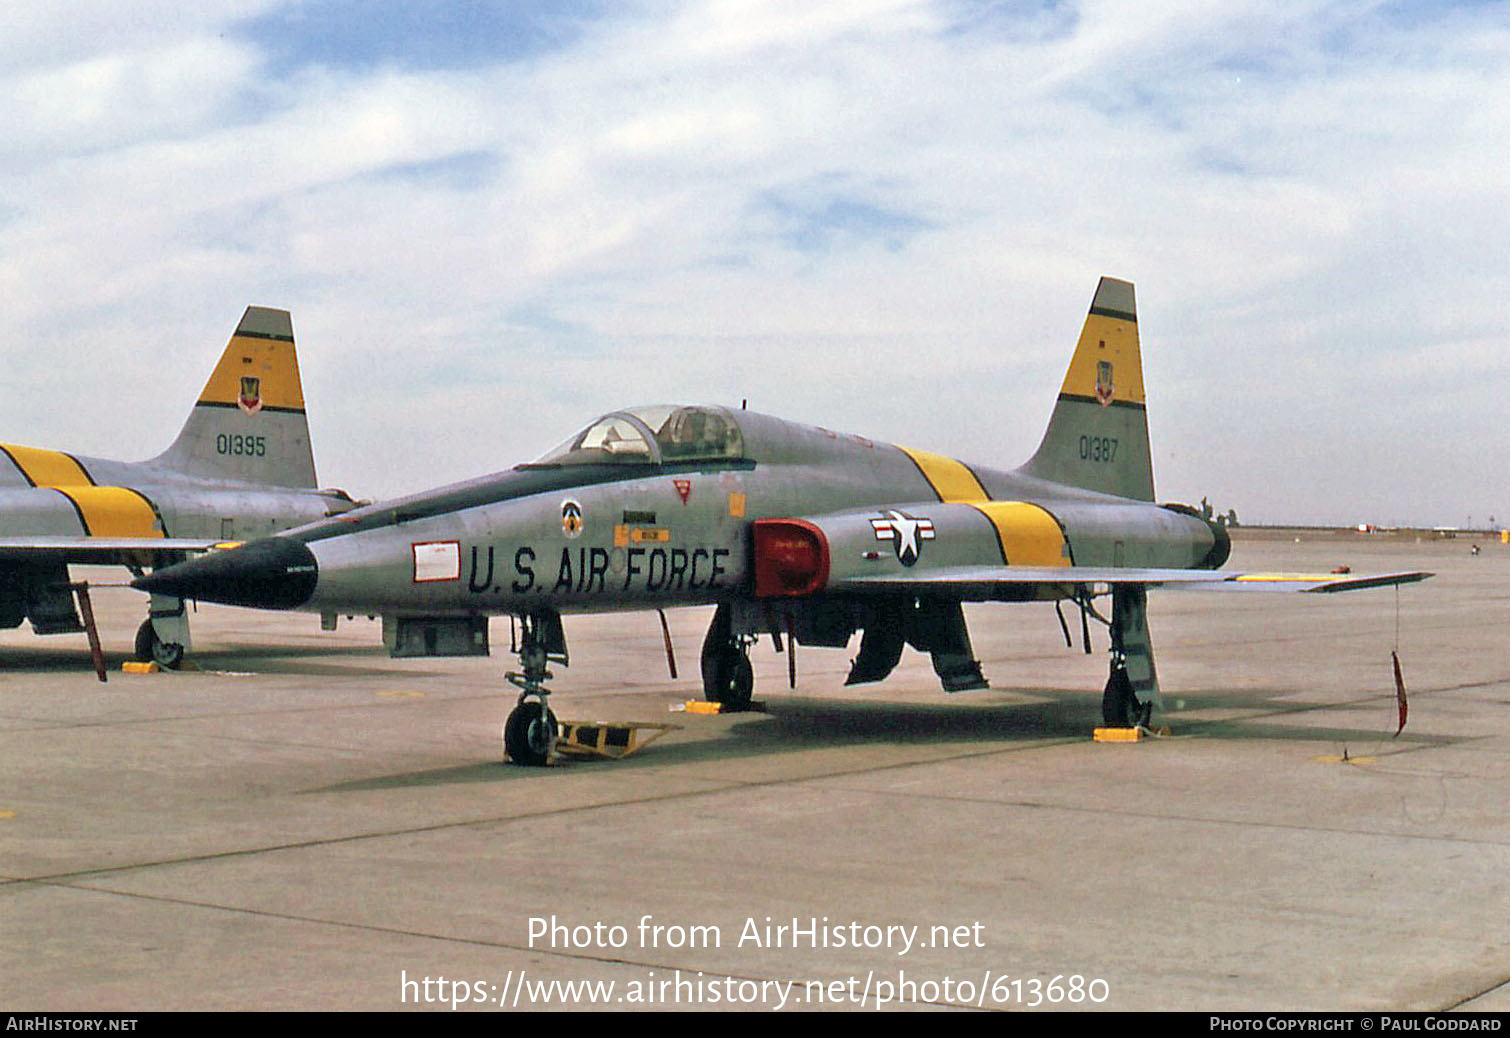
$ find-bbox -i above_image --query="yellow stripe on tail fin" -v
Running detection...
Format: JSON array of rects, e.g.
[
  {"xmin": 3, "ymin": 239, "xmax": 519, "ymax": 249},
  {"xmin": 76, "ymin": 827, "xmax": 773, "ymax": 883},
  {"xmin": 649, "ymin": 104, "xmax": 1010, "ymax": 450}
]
[
  {"xmin": 1018, "ymin": 277, "xmax": 1155, "ymax": 501},
  {"xmin": 195, "ymin": 306, "xmax": 307, "ymax": 413},
  {"xmin": 149, "ymin": 307, "xmax": 319, "ymax": 489}
]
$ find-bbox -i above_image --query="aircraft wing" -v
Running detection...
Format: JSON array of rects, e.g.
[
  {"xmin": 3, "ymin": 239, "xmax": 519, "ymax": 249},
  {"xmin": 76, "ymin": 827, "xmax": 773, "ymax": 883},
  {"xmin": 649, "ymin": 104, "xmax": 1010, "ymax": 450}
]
[{"xmin": 830, "ymin": 566, "xmax": 1433, "ymax": 596}]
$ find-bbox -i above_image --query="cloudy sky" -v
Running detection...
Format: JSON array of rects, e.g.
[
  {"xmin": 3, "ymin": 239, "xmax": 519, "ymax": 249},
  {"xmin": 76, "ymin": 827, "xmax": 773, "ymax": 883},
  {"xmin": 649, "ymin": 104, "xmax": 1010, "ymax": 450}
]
[{"xmin": 2, "ymin": 0, "xmax": 1504, "ymax": 526}]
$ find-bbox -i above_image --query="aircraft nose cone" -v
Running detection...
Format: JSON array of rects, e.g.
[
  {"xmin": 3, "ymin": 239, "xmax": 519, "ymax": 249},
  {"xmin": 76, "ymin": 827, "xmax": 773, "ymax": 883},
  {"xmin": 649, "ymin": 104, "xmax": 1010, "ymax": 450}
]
[{"xmin": 133, "ymin": 537, "xmax": 319, "ymax": 610}]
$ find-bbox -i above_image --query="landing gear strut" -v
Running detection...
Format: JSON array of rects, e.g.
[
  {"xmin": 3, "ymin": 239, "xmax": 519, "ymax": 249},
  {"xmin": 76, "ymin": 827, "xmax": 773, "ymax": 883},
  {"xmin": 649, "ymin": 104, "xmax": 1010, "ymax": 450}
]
[
  {"xmin": 502, "ymin": 611, "xmax": 567, "ymax": 766},
  {"xmin": 700, "ymin": 603, "xmax": 754, "ymax": 710},
  {"xmin": 1102, "ymin": 584, "xmax": 1158, "ymax": 728}
]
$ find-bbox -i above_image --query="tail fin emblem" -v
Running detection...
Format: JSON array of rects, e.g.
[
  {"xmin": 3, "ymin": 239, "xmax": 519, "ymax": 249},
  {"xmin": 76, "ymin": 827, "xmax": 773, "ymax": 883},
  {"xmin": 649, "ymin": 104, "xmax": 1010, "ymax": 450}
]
[
  {"xmin": 238, "ymin": 376, "xmax": 263, "ymax": 415},
  {"xmin": 1095, "ymin": 361, "xmax": 1115, "ymax": 407}
]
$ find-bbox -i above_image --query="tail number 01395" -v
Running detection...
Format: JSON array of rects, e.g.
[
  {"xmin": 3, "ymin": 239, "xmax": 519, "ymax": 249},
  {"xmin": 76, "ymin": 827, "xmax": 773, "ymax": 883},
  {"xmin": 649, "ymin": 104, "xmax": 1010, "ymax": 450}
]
[{"xmin": 216, "ymin": 434, "xmax": 267, "ymax": 457}]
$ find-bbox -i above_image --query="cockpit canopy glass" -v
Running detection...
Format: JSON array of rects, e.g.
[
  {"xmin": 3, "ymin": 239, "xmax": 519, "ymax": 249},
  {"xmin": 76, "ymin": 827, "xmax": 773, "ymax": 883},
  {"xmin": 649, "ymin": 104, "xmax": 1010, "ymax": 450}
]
[{"xmin": 531, "ymin": 405, "xmax": 745, "ymax": 466}]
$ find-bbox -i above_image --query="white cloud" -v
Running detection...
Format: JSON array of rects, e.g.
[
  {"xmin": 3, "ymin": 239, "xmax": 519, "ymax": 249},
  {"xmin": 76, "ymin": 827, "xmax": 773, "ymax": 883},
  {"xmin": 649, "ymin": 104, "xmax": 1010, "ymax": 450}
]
[
  {"xmin": 1, "ymin": 0, "xmax": 1505, "ymax": 525},
  {"xmin": 2, "ymin": 36, "xmax": 260, "ymax": 159}
]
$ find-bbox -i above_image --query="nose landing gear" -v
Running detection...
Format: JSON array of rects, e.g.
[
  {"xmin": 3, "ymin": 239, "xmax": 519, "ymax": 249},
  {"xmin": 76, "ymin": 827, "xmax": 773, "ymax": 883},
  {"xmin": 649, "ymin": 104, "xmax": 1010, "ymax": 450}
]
[{"xmin": 502, "ymin": 611, "xmax": 568, "ymax": 766}]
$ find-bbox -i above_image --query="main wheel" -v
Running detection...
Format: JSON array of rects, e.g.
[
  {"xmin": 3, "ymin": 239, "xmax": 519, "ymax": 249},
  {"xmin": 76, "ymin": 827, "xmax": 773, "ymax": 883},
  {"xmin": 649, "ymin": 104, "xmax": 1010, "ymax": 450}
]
[
  {"xmin": 134, "ymin": 619, "xmax": 185, "ymax": 670},
  {"xmin": 504, "ymin": 701, "xmax": 558, "ymax": 766},
  {"xmin": 1101, "ymin": 665, "xmax": 1138, "ymax": 727},
  {"xmin": 703, "ymin": 651, "xmax": 753, "ymax": 711}
]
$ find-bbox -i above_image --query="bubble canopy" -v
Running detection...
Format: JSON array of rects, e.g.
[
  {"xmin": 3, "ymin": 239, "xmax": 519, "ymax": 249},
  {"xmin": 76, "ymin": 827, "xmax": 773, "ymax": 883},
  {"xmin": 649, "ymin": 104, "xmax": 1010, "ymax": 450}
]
[{"xmin": 530, "ymin": 405, "xmax": 745, "ymax": 467}]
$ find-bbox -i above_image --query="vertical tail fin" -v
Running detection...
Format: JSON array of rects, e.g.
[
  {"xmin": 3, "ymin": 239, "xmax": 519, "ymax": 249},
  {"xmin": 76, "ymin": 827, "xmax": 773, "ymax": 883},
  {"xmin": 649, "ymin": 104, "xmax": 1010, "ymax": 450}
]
[
  {"xmin": 150, "ymin": 307, "xmax": 319, "ymax": 488},
  {"xmin": 1018, "ymin": 277, "xmax": 1154, "ymax": 501}
]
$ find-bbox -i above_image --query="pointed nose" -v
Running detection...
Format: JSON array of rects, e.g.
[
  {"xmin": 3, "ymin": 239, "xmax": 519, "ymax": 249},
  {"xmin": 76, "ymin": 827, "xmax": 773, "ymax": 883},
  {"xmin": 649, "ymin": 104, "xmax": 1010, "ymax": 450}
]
[{"xmin": 133, "ymin": 537, "xmax": 319, "ymax": 609}]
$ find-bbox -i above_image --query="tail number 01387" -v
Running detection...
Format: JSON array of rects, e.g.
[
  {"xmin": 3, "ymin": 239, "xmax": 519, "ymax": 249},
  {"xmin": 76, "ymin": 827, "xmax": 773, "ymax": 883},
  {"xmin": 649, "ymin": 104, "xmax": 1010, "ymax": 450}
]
[{"xmin": 1078, "ymin": 435, "xmax": 1117, "ymax": 463}]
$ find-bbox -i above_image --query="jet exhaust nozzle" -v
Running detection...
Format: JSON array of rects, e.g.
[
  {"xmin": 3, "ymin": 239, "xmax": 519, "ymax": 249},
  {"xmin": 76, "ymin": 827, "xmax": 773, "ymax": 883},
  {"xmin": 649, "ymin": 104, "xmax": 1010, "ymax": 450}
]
[
  {"xmin": 133, "ymin": 537, "xmax": 319, "ymax": 610},
  {"xmin": 1202, "ymin": 517, "xmax": 1232, "ymax": 569},
  {"xmin": 1160, "ymin": 502, "xmax": 1232, "ymax": 569}
]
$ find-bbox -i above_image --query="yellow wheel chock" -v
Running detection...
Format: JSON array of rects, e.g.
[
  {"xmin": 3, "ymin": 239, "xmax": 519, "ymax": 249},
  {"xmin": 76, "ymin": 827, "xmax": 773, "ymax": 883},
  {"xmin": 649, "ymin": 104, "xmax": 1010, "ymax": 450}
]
[{"xmin": 554, "ymin": 720, "xmax": 681, "ymax": 760}]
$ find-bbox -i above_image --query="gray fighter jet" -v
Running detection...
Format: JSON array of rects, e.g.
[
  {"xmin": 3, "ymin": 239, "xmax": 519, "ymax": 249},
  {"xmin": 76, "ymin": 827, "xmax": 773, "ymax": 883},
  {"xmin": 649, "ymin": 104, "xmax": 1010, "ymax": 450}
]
[
  {"xmin": 2, "ymin": 307, "xmax": 356, "ymax": 673},
  {"xmin": 136, "ymin": 279, "xmax": 1428, "ymax": 762}
]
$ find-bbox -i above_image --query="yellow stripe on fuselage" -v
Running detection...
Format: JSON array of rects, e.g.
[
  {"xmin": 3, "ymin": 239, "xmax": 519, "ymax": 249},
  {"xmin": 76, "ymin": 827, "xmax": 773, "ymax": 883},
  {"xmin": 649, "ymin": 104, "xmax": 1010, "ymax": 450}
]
[
  {"xmin": 53, "ymin": 487, "xmax": 162, "ymax": 538},
  {"xmin": 896, "ymin": 447, "xmax": 1067, "ymax": 567},
  {"xmin": 968, "ymin": 501, "xmax": 1069, "ymax": 567},
  {"xmin": 898, "ymin": 447, "xmax": 987, "ymax": 502},
  {"xmin": 0, "ymin": 444, "xmax": 93, "ymax": 487},
  {"xmin": 2, "ymin": 443, "xmax": 161, "ymax": 538}
]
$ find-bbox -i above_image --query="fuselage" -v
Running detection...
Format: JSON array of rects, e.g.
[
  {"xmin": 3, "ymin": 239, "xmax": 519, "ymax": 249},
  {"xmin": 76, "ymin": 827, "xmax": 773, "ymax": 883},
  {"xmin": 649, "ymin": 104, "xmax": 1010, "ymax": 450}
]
[
  {"xmin": 0, "ymin": 446, "xmax": 349, "ymax": 544},
  {"xmin": 152, "ymin": 405, "xmax": 1222, "ymax": 617}
]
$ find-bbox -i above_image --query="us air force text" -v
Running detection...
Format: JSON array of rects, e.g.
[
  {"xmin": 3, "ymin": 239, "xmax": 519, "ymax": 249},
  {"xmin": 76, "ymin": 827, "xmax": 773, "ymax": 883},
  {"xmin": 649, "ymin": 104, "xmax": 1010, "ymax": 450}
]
[{"xmin": 470, "ymin": 545, "xmax": 731, "ymax": 595}]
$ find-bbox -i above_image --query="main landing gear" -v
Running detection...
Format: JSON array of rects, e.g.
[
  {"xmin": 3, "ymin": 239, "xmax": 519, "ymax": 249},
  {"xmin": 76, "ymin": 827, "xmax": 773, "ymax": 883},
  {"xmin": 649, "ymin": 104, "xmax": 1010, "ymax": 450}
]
[
  {"xmin": 502, "ymin": 611, "xmax": 568, "ymax": 766},
  {"xmin": 1101, "ymin": 585, "xmax": 1158, "ymax": 728},
  {"xmin": 134, "ymin": 620, "xmax": 185, "ymax": 669},
  {"xmin": 1101, "ymin": 662, "xmax": 1151, "ymax": 728},
  {"xmin": 699, "ymin": 603, "xmax": 754, "ymax": 710},
  {"xmin": 133, "ymin": 596, "xmax": 189, "ymax": 669}
]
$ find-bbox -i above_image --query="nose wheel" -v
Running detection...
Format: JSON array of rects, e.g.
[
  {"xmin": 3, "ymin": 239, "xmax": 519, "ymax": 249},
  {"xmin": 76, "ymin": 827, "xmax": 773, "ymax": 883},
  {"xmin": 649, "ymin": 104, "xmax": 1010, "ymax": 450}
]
[
  {"xmin": 502, "ymin": 611, "xmax": 568, "ymax": 766},
  {"xmin": 504, "ymin": 699, "xmax": 559, "ymax": 767}
]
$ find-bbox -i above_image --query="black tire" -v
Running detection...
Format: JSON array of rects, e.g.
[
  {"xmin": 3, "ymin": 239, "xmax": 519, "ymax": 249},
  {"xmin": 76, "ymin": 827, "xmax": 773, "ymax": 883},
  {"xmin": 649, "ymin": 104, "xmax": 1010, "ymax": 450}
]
[
  {"xmin": 504, "ymin": 701, "xmax": 558, "ymax": 766},
  {"xmin": 1101, "ymin": 665, "xmax": 1137, "ymax": 727},
  {"xmin": 134, "ymin": 619, "xmax": 185, "ymax": 670},
  {"xmin": 704, "ymin": 651, "xmax": 753, "ymax": 711}
]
